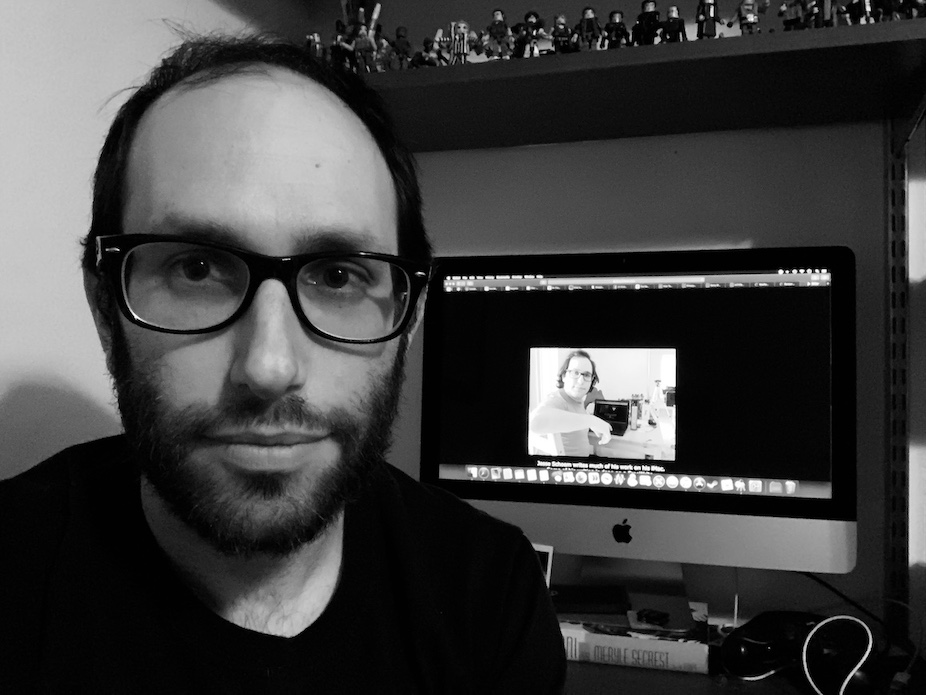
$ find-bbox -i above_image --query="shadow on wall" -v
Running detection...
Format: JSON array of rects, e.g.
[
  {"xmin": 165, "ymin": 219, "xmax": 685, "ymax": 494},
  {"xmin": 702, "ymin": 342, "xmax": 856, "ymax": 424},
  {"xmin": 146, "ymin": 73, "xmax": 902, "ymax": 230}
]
[{"xmin": 0, "ymin": 379, "xmax": 121, "ymax": 480}]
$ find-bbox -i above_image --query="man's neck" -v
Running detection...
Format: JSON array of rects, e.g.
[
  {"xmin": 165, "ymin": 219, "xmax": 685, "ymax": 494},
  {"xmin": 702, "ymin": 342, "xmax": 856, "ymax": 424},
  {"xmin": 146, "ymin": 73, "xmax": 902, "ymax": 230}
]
[{"xmin": 140, "ymin": 481, "xmax": 344, "ymax": 638}]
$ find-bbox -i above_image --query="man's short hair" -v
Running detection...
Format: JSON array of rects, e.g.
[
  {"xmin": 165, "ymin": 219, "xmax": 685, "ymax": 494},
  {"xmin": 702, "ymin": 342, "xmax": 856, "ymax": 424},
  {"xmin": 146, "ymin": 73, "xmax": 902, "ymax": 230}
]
[
  {"xmin": 81, "ymin": 33, "xmax": 431, "ymax": 322},
  {"xmin": 555, "ymin": 349, "xmax": 599, "ymax": 390}
]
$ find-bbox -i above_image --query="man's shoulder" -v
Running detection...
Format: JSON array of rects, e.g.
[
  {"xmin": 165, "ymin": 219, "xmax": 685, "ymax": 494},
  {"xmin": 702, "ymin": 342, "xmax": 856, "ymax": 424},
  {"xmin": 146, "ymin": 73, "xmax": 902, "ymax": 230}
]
[
  {"xmin": 0, "ymin": 435, "xmax": 130, "ymax": 525},
  {"xmin": 0, "ymin": 435, "xmax": 132, "ymax": 606},
  {"xmin": 541, "ymin": 389, "xmax": 570, "ymax": 408},
  {"xmin": 1, "ymin": 435, "xmax": 129, "ymax": 491}
]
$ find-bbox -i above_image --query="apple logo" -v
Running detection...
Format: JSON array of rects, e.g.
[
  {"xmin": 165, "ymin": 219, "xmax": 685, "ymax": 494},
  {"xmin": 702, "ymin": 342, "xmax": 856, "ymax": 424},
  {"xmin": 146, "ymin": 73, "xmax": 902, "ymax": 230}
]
[{"xmin": 612, "ymin": 518, "xmax": 632, "ymax": 544}]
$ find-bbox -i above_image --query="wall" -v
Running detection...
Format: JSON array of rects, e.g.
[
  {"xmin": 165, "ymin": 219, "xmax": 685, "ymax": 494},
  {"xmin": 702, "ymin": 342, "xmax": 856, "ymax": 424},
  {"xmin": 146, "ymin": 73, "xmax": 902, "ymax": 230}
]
[
  {"xmin": 405, "ymin": 124, "xmax": 889, "ymax": 620},
  {"xmin": 907, "ymin": 120, "xmax": 926, "ymax": 645},
  {"xmin": 0, "ymin": 1, "xmax": 262, "ymax": 478}
]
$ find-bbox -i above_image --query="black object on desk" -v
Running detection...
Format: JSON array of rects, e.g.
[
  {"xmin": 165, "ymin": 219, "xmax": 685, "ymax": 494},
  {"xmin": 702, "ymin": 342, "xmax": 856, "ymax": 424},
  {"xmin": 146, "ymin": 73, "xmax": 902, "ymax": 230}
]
[
  {"xmin": 592, "ymin": 400, "xmax": 630, "ymax": 437},
  {"xmin": 721, "ymin": 611, "xmax": 824, "ymax": 680}
]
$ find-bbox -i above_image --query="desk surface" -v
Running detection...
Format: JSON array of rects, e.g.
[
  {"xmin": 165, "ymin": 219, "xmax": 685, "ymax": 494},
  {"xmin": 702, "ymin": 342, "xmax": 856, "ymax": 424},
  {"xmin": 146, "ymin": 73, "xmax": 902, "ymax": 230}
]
[
  {"xmin": 590, "ymin": 419, "xmax": 675, "ymax": 462},
  {"xmin": 567, "ymin": 661, "xmax": 805, "ymax": 694}
]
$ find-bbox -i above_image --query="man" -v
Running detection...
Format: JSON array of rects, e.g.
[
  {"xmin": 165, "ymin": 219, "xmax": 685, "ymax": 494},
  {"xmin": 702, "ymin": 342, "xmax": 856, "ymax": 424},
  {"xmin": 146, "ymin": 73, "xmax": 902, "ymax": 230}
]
[
  {"xmin": 0, "ymin": 35, "xmax": 565, "ymax": 692},
  {"xmin": 529, "ymin": 350, "xmax": 613, "ymax": 457}
]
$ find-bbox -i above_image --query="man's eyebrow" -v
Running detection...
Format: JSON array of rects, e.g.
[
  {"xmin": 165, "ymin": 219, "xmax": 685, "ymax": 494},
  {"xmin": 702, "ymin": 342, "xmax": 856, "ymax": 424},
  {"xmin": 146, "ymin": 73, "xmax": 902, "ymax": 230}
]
[
  {"xmin": 290, "ymin": 231, "xmax": 387, "ymax": 255},
  {"xmin": 149, "ymin": 216, "xmax": 389, "ymax": 255}
]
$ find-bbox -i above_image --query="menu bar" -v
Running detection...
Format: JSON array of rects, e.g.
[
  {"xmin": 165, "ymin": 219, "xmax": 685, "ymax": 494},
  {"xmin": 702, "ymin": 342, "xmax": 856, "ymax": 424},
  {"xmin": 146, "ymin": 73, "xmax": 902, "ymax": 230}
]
[{"xmin": 443, "ymin": 270, "xmax": 831, "ymax": 293}]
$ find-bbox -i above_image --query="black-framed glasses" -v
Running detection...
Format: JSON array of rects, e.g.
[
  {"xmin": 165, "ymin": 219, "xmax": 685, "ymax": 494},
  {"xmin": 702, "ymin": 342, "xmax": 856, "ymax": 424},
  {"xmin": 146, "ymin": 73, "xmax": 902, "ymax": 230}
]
[
  {"xmin": 95, "ymin": 234, "xmax": 431, "ymax": 344},
  {"xmin": 564, "ymin": 369, "xmax": 593, "ymax": 382}
]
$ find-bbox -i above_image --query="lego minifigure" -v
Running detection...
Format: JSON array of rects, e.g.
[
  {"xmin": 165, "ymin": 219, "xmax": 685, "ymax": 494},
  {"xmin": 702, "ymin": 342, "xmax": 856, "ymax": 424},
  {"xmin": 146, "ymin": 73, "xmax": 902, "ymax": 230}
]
[
  {"xmin": 727, "ymin": 0, "xmax": 768, "ymax": 33},
  {"xmin": 551, "ymin": 14, "xmax": 578, "ymax": 53},
  {"xmin": 603, "ymin": 11, "xmax": 632, "ymax": 48},
  {"xmin": 633, "ymin": 1, "xmax": 663, "ymax": 45},
  {"xmin": 574, "ymin": 6, "xmax": 604, "ymax": 50},
  {"xmin": 330, "ymin": 19, "xmax": 356, "ymax": 71},
  {"xmin": 410, "ymin": 36, "xmax": 448, "ymax": 68},
  {"xmin": 305, "ymin": 33, "xmax": 325, "ymax": 61},
  {"xmin": 873, "ymin": 0, "xmax": 904, "ymax": 20},
  {"xmin": 448, "ymin": 21, "xmax": 475, "ymax": 65},
  {"xmin": 372, "ymin": 24, "xmax": 393, "ymax": 72},
  {"xmin": 485, "ymin": 9, "xmax": 514, "ymax": 59},
  {"xmin": 392, "ymin": 26, "xmax": 412, "ymax": 69},
  {"xmin": 803, "ymin": 0, "xmax": 823, "ymax": 26},
  {"xmin": 661, "ymin": 5, "xmax": 689, "ymax": 41},
  {"xmin": 514, "ymin": 11, "xmax": 549, "ymax": 58},
  {"xmin": 354, "ymin": 24, "xmax": 376, "ymax": 72},
  {"xmin": 696, "ymin": 0, "xmax": 724, "ymax": 38},
  {"xmin": 778, "ymin": 0, "xmax": 808, "ymax": 28}
]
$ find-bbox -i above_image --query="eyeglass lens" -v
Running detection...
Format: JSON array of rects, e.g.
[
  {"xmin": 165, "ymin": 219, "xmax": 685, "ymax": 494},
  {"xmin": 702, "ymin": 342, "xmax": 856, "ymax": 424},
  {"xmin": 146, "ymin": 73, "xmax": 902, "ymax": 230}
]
[
  {"xmin": 566, "ymin": 369, "xmax": 593, "ymax": 381},
  {"xmin": 121, "ymin": 241, "xmax": 410, "ymax": 340}
]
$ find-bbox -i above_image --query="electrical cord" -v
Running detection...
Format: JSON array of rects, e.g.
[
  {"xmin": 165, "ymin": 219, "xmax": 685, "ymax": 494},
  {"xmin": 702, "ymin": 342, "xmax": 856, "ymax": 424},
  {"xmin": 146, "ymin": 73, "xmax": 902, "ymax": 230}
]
[
  {"xmin": 797, "ymin": 572, "xmax": 924, "ymax": 692},
  {"xmin": 801, "ymin": 615, "xmax": 873, "ymax": 695}
]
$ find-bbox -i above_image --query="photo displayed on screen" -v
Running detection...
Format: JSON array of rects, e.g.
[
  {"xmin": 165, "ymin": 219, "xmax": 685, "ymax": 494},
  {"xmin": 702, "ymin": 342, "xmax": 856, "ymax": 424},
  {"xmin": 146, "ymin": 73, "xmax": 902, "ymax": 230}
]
[{"xmin": 527, "ymin": 347, "xmax": 677, "ymax": 462}]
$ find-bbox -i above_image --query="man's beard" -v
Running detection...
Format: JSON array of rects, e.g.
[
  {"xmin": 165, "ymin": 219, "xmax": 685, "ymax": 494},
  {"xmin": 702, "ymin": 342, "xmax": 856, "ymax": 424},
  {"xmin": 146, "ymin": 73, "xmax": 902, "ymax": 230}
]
[{"xmin": 108, "ymin": 319, "xmax": 407, "ymax": 558}]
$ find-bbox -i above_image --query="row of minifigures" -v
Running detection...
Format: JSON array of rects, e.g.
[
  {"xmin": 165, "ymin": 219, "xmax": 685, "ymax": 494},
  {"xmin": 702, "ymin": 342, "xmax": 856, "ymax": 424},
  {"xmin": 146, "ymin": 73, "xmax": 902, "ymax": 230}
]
[{"xmin": 307, "ymin": 1, "xmax": 926, "ymax": 72}]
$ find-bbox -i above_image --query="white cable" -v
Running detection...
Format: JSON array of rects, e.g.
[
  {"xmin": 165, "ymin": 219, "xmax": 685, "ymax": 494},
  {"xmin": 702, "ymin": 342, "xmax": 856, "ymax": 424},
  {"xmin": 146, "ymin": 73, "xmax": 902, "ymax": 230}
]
[
  {"xmin": 800, "ymin": 615, "xmax": 873, "ymax": 695},
  {"xmin": 733, "ymin": 567, "xmax": 740, "ymax": 629}
]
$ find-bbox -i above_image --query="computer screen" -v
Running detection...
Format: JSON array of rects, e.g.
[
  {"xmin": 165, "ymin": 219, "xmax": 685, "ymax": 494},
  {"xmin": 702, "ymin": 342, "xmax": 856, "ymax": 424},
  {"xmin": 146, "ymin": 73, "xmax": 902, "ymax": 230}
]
[{"xmin": 420, "ymin": 246, "xmax": 856, "ymax": 574}]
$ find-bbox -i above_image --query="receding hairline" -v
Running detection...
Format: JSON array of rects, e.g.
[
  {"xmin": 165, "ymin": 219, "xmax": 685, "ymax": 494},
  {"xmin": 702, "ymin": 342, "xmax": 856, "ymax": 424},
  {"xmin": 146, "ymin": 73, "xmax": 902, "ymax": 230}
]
[
  {"xmin": 148, "ymin": 61, "xmax": 363, "ymax": 122},
  {"xmin": 126, "ymin": 61, "xmax": 394, "ymax": 202}
]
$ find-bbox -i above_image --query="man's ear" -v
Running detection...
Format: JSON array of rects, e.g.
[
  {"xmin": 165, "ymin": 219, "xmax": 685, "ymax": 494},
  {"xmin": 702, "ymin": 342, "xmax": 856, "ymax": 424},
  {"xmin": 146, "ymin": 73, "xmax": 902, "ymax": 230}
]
[
  {"xmin": 83, "ymin": 268, "xmax": 115, "ymax": 373},
  {"xmin": 403, "ymin": 285, "xmax": 428, "ymax": 349}
]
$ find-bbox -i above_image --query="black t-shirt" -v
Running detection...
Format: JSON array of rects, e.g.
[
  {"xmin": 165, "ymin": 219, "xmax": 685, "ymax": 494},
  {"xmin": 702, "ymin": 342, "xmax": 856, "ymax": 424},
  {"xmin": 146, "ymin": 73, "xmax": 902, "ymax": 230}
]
[{"xmin": 0, "ymin": 436, "xmax": 565, "ymax": 693}]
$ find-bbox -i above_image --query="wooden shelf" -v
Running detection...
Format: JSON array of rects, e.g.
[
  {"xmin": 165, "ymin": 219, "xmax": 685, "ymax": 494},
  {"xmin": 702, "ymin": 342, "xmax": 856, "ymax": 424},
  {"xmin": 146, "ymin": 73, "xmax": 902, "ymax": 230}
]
[{"xmin": 367, "ymin": 21, "xmax": 926, "ymax": 152}]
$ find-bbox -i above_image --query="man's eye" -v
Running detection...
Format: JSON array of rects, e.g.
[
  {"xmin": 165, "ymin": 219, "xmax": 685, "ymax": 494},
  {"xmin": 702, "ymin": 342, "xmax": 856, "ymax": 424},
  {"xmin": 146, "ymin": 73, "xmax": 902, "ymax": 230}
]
[
  {"xmin": 178, "ymin": 257, "xmax": 213, "ymax": 282},
  {"xmin": 163, "ymin": 251, "xmax": 239, "ymax": 287},
  {"xmin": 304, "ymin": 260, "xmax": 372, "ymax": 293},
  {"xmin": 321, "ymin": 265, "xmax": 353, "ymax": 289}
]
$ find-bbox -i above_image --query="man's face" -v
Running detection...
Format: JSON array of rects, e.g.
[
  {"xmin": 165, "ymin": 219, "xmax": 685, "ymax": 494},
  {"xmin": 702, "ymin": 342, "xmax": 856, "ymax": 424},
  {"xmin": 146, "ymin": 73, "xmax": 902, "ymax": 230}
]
[
  {"xmin": 105, "ymin": 69, "xmax": 405, "ymax": 557},
  {"xmin": 562, "ymin": 356, "xmax": 594, "ymax": 402}
]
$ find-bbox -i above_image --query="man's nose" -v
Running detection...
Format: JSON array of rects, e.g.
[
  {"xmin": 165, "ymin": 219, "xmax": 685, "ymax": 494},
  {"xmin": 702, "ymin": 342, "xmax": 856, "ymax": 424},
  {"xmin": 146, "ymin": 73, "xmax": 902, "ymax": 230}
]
[{"xmin": 228, "ymin": 280, "xmax": 308, "ymax": 401}]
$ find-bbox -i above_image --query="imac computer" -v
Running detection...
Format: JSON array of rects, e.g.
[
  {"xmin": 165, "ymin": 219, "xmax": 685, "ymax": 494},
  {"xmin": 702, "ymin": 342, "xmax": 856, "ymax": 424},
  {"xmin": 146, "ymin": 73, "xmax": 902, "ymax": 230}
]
[{"xmin": 419, "ymin": 247, "xmax": 857, "ymax": 592}]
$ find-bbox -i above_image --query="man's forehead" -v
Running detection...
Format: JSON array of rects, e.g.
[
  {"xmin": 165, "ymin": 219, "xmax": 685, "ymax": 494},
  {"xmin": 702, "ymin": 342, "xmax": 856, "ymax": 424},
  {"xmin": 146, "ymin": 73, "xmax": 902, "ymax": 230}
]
[
  {"xmin": 141, "ymin": 66, "xmax": 365, "ymax": 146},
  {"xmin": 124, "ymin": 66, "xmax": 399, "ymax": 255}
]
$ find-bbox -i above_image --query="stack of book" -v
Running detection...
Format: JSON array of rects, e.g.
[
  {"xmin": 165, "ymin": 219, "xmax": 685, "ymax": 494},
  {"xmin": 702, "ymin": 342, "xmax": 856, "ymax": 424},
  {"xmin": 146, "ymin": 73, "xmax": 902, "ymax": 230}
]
[{"xmin": 559, "ymin": 601, "xmax": 711, "ymax": 674}]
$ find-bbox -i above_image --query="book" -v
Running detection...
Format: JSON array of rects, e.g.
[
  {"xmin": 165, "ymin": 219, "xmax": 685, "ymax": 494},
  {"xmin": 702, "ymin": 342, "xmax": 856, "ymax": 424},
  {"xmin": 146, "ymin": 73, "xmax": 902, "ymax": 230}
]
[{"xmin": 560, "ymin": 601, "xmax": 710, "ymax": 674}]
